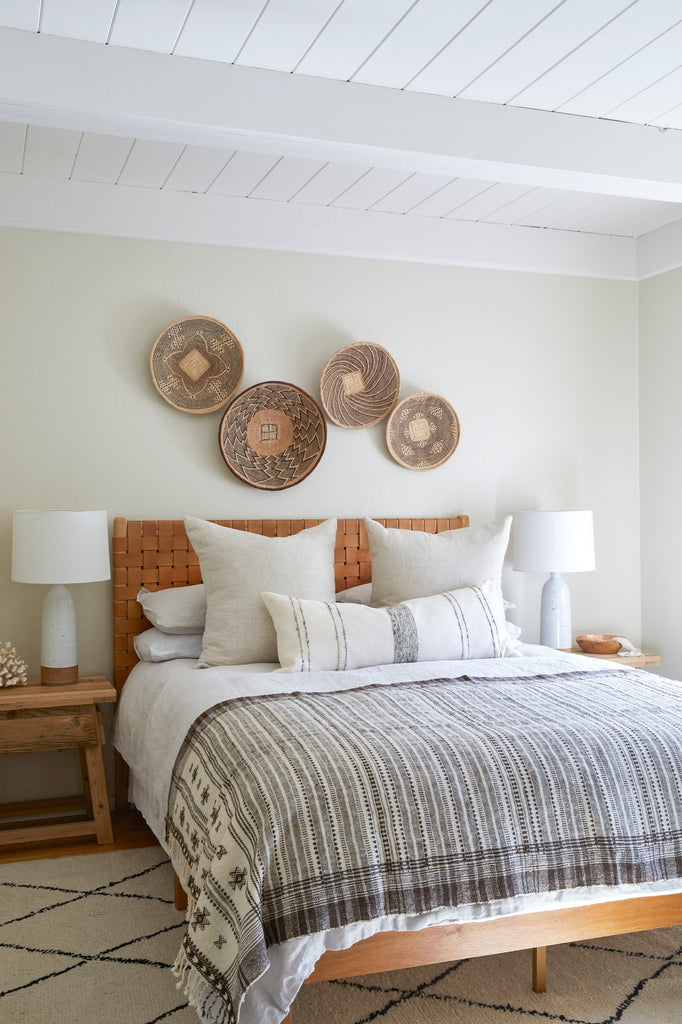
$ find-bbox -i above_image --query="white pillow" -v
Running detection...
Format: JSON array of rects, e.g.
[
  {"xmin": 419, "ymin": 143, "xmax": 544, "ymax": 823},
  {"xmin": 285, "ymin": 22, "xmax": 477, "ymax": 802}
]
[
  {"xmin": 335, "ymin": 582, "xmax": 372, "ymax": 604},
  {"xmin": 185, "ymin": 516, "xmax": 337, "ymax": 667},
  {"xmin": 137, "ymin": 584, "xmax": 206, "ymax": 634},
  {"xmin": 134, "ymin": 628, "xmax": 203, "ymax": 663},
  {"xmin": 366, "ymin": 516, "xmax": 512, "ymax": 606},
  {"xmin": 262, "ymin": 579, "xmax": 513, "ymax": 673}
]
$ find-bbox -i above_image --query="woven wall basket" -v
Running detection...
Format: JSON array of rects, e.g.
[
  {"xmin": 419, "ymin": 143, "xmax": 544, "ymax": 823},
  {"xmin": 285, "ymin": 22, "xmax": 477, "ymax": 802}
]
[
  {"xmin": 386, "ymin": 392, "xmax": 460, "ymax": 471},
  {"xmin": 219, "ymin": 381, "xmax": 327, "ymax": 490},
  {"xmin": 320, "ymin": 342, "xmax": 400, "ymax": 429},
  {"xmin": 150, "ymin": 316, "xmax": 244, "ymax": 414}
]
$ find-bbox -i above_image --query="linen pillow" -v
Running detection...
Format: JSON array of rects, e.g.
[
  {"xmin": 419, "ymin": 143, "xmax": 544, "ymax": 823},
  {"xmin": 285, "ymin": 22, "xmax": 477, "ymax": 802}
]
[
  {"xmin": 262, "ymin": 579, "xmax": 513, "ymax": 673},
  {"xmin": 185, "ymin": 516, "xmax": 337, "ymax": 667},
  {"xmin": 335, "ymin": 582, "xmax": 372, "ymax": 604},
  {"xmin": 366, "ymin": 516, "xmax": 512, "ymax": 606},
  {"xmin": 137, "ymin": 584, "xmax": 206, "ymax": 634},
  {"xmin": 134, "ymin": 628, "xmax": 203, "ymax": 663}
]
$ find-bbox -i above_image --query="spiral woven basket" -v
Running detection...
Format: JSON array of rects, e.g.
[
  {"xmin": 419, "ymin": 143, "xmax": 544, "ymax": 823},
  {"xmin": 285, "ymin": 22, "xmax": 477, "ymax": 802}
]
[
  {"xmin": 320, "ymin": 342, "xmax": 400, "ymax": 429},
  {"xmin": 150, "ymin": 316, "xmax": 244, "ymax": 414},
  {"xmin": 386, "ymin": 392, "xmax": 460, "ymax": 471},
  {"xmin": 219, "ymin": 381, "xmax": 327, "ymax": 490}
]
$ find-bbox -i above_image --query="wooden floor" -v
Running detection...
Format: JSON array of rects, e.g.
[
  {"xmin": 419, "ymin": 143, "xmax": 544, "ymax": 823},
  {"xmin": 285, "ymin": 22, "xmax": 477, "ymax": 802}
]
[{"xmin": 0, "ymin": 800, "xmax": 158, "ymax": 864}]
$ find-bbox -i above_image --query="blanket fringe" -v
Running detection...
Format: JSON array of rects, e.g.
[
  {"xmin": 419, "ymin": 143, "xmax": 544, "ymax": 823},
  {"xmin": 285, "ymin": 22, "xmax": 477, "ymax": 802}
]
[{"xmin": 174, "ymin": 947, "xmax": 235, "ymax": 1024}]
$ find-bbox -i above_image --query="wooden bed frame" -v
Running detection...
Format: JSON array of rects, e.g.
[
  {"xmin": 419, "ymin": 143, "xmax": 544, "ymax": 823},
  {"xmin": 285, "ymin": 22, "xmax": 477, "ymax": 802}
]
[{"xmin": 112, "ymin": 515, "xmax": 682, "ymax": 1023}]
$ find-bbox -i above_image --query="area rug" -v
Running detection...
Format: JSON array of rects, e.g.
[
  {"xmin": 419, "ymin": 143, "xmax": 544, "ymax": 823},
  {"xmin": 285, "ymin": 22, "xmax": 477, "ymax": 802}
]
[{"xmin": 1, "ymin": 848, "xmax": 681, "ymax": 1024}]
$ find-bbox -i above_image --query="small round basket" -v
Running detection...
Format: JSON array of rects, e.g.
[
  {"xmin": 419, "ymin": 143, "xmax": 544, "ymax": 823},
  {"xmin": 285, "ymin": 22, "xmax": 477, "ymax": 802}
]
[{"xmin": 576, "ymin": 634, "xmax": 622, "ymax": 655}]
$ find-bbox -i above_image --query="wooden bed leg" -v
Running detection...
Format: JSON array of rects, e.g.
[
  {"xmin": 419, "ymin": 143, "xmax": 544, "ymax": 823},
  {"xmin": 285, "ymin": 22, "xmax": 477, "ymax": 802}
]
[
  {"xmin": 532, "ymin": 946, "xmax": 547, "ymax": 993},
  {"xmin": 174, "ymin": 871, "xmax": 188, "ymax": 912},
  {"xmin": 281, "ymin": 1012, "xmax": 292, "ymax": 1024}
]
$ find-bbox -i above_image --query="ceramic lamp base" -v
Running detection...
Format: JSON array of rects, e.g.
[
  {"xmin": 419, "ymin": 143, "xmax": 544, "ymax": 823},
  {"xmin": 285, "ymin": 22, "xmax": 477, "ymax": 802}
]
[
  {"xmin": 540, "ymin": 572, "xmax": 572, "ymax": 649},
  {"xmin": 40, "ymin": 584, "xmax": 79, "ymax": 686}
]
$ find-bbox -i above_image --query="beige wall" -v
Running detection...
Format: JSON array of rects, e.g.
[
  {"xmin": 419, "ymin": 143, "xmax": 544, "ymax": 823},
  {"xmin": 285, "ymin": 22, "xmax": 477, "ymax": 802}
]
[
  {"xmin": 639, "ymin": 268, "xmax": 682, "ymax": 679},
  {"xmin": 0, "ymin": 226, "xmax": 641, "ymax": 803}
]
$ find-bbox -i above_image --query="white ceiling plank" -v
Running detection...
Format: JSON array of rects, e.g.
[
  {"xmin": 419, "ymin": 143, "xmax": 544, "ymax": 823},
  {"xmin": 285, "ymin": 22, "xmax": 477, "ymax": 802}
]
[
  {"xmin": 517, "ymin": 191, "xmax": 606, "ymax": 228},
  {"xmin": 0, "ymin": 0, "xmax": 40, "ymax": 31},
  {"xmin": 164, "ymin": 144, "xmax": 234, "ymax": 193},
  {"xmin": 446, "ymin": 182, "xmax": 535, "ymax": 222},
  {"xmin": 560, "ymin": 20, "xmax": 682, "ymax": 119},
  {"xmin": 173, "ymin": 0, "xmax": 267, "ymax": 63},
  {"xmin": 0, "ymin": 119, "xmax": 25, "ymax": 173},
  {"xmin": 481, "ymin": 186, "xmax": 571, "ymax": 225},
  {"xmin": 548, "ymin": 195, "xmax": 682, "ymax": 237},
  {"xmin": 408, "ymin": 0, "xmax": 563, "ymax": 97},
  {"xmin": 109, "ymin": 0, "xmax": 193, "ymax": 53},
  {"xmin": 6, "ymin": 31, "xmax": 682, "ymax": 203},
  {"xmin": 290, "ymin": 162, "xmax": 369, "ymax": 205},
  {"xmin": 208, "ymin": 151, "xmax": 280, "ymax": 196},
  {"xmin": 40, "ymin": 0, "xmax": 118, "ymax": 43},
  {"xmin": 515, "ymin": 0, "xmax": 682, "ymax": 112},
  {"xmin": 236, "ymin": 0, "xmax": 341, "ymax": 72},
  {"xmin": 608, "ymin": 66, "xmax": 682, "ymax": 126},
  {"xmin": 371, "ymin": 171, "xmax": 454, "ymax": 213},
  {"xmin": 409, "ymin": 178, "xmax": 492, "ymax": 218},
  {"xmin": 459, "ymin": 0, "xmax": 630, "ymax": 105},
  {"xmin": 0, "ymin": 169, "xmax": 638, "ymax": 279},
  {"xmin": 71, "ymin": 131, "xmax": 133, "ymax": 183},
  {"xmin": 331, "ymin": 167, "xmax": 412, "ymax": 210},
  {"xmin": 23, "ymin": 124, "xmax": 81, "ymax": 178},
  {"xmin": 295, "ymin": 0, "xmax": 416, "ymax": 80},
  {"xmin": 117, "ymin": 139, "xmax": 186, "ymax": 187},
  {"xmin": 250, "ymin": 156, "xmax": 326, "ymax": 201},
  {"xmin": 352, "ymin": 1, "xmax": 489, "ymax": 89}
]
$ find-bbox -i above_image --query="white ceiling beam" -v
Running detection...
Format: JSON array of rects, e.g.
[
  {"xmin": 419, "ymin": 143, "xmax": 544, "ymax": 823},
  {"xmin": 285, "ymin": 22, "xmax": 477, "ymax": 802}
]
[
  {"xmin": 0, "ymin": 171, "xmax": 637, "ymax": 280},
  {"xmin": 2, "ymin": 28, "xmax": 682, "ymax": 204}
]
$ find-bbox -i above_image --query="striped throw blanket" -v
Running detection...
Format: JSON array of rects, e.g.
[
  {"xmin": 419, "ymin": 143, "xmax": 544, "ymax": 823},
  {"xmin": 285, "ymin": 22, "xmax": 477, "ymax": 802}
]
[{"xmin": 166, "ymin": 668, "xmax": 682, "ymax": 1024}]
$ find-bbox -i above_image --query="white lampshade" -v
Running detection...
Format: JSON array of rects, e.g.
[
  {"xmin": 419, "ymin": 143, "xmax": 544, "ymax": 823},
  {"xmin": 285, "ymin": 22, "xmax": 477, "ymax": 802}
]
[
  {"xmin": 11, "ymin": 510, "xmax": 110, "ymax": 685},
  {"xmin": 12, "ymin": 510, "xmax": 111, "ymax": 585},
  {"xmin": 513, "ymin": 510, "xmax": 595, "ymax": 574}
]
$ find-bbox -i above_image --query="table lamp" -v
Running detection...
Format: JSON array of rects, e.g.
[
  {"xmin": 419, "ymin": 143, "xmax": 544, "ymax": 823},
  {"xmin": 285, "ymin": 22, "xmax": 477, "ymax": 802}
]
[
  {"xmin": 11, "ymin": 510, "xmax": 111, "ymax": 685},
  {"xmin": 513, "ymin": 510, "xmax": 595, "ymax": 648}
]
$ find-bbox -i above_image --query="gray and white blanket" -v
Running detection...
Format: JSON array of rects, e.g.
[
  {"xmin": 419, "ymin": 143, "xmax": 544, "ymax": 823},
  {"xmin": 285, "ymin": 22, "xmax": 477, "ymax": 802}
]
[{"xmin": 166, "ymin": 667, "xmax": 682, "ymax": 1024}]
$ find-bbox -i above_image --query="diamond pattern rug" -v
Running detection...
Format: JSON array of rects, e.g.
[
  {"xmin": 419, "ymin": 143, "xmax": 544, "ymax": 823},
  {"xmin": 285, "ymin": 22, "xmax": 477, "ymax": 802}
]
[{"xmin": 1, "ymin": 848, "xmax": 681, "ymax": 1024}]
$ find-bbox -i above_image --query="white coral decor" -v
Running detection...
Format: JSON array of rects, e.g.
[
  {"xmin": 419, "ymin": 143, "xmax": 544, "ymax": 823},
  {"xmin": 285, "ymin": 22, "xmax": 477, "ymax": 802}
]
[{"xmin": 0, "ymin": 641, "xmax": 28, "ymax": 687}]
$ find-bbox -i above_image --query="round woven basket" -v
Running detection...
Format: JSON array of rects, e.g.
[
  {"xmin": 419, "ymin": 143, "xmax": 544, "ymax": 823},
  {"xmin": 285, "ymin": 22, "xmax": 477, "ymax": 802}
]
[
  {"xmin": 219, "ymin": 381, "xmax": 327, "ymax": 490},
  {"xmin": 386, "ymin": 392, "xmax": 460, "ymax": 471},
  {"xmin": 150, "ymin": 316, "xmax": 244, "ymax": 414},
  {"xmin": 320, "ymin": 342, "xmax": 400, "ymax": 429}
]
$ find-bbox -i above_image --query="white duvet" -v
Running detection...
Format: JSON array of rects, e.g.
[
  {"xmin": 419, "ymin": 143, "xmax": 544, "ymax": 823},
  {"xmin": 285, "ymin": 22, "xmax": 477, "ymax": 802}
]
[{"xmin": 111, "ymin": 646, "xmax": 682, "ymax": 1024}]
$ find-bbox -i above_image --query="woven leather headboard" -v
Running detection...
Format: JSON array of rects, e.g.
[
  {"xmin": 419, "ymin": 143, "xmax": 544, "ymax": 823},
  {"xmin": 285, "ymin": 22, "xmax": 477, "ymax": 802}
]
[{"xmin": 112, "ymin": 515, "xmax": 469, "ymax": 695}]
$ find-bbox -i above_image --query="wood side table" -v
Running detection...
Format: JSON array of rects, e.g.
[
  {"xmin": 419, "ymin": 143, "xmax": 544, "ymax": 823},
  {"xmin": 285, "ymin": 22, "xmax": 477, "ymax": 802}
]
[
  {"xmin": 0, "ymin": 674, "xmax": 116, "ymax": 848},
  {"xmin": 561, "ymin": 648, "xmax": 661, "ymax": 669}
]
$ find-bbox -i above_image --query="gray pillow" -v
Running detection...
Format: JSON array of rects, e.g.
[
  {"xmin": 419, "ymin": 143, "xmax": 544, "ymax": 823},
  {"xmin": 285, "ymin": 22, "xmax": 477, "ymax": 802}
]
[
  {"xmin": 137, "ymin": 584, "xmax": 206, "ymax": 634},
  {"xmin": 366, "ymin": 516, "xmax": 512, "ymax": 606},
  {"xmin": 185, "ymin": 516, "xmax": 337, "ymax": 666},
  {"xmin": 134, "ymin": 628, "xmax": 203, "ymax": 663}
]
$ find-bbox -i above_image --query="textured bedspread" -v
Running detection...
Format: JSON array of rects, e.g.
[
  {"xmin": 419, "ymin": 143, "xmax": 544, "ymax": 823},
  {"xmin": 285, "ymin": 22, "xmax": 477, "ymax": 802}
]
[{"xmin": 165, "ymin": 667, "xmax": 682, "ymax": 1024}]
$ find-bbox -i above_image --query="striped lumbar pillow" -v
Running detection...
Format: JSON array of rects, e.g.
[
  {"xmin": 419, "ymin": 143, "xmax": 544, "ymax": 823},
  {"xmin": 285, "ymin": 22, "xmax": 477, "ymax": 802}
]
[{"xmin": 261, "ymin": 579, "xmax": 513, "ymax": 673}]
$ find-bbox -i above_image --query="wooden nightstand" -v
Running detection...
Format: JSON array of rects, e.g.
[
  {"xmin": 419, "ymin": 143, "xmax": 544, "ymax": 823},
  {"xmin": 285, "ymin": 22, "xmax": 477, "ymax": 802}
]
[
  {"xmin": 562, "ymin": 648, "xmax": 661, "ymax": 669},
  {"xmin": 0, "ymin": 674, "xmax": 116, "ymax": 849}
]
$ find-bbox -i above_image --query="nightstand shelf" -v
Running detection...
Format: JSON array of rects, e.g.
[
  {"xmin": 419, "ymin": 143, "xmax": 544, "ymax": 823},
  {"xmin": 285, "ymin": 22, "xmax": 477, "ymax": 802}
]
[
  {"xmin": 0, "ymin": 674, "xmax": 116, "ymax": 849},
  {"xmin": 562, "ymin": 648, "xmax": 661, "ymax": 669}
]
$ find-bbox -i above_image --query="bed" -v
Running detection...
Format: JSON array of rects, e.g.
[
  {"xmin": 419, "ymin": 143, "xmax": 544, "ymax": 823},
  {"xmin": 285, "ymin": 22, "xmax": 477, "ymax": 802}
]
[{"xmin": 110, "ymin": 515, "xmax": 682, "ymax": 1024}]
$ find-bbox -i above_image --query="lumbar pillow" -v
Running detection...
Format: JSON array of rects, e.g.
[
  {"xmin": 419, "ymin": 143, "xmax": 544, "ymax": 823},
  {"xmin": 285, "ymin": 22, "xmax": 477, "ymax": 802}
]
[
  {"xmin": 366, "ymin": 516, "xmax": 512, "ymax": 606},
  {"xmin": 137, "ymin": 584, "xmax": 206, "ymax": 634},
  {"xmin": 185, "ymin": 517, "xmax": 337, "ymax": 666},
  {"xmin": 262, "ymin": 579, "xmax": 513, "ymax": 673}
]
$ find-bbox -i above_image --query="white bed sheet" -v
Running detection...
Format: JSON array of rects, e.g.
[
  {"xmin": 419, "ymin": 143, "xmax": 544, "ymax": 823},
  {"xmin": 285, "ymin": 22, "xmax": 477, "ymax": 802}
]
[{"xmin": 111, "ymin": 646, "xmax": 682, "ymax": 1024}]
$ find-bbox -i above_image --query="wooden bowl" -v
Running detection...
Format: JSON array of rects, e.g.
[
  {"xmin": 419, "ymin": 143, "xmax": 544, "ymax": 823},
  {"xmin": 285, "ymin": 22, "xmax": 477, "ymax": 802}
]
[{"xmin": 576, "ymin": 634, "xmax": 622, "ymax": 655}]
